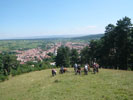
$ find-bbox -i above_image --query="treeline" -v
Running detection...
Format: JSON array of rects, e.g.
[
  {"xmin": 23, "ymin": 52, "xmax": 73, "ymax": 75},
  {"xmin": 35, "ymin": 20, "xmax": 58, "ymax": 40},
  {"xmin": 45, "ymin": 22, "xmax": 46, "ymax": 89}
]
[
  {"xmin": 56, "ymin": 46, "xmax": 79, "ymax": 67},
  {"xmin": 56, "ymin": 17, "xmax": 133, "ymax": 70},
  {"xmin": 0, "ymin": 53, "xmax": 54, "ymax": 82},
  {"xmin": 86, "ymin": 16, "xmax": 133, "ymax": 70}
]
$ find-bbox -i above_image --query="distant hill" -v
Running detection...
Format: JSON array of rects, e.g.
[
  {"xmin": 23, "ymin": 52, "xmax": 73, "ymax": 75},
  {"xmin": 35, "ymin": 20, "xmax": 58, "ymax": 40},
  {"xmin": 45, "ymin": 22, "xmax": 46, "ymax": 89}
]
[
  {"xmin": 73, "ymin": 34, "xmax": 104, "ymax": 40},
  {"xmin": 0, "ymin": 34, "xmax": 104, "ymax": 40}
]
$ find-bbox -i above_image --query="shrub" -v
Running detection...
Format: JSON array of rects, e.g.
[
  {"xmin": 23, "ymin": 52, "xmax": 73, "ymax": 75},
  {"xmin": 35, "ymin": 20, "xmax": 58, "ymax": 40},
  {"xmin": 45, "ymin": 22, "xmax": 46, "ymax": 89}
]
[{"xmin": 0, "ymin": 74, "xmax": 8, "ymax": 82}]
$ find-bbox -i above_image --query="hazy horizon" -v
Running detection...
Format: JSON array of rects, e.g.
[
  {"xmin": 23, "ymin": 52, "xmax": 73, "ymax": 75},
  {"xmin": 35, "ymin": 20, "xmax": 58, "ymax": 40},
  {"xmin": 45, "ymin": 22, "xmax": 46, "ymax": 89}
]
[
  {"xmin": 0, "ymin": 33, "xmax": 104, "ymax": 40},
  {"xmin": 0, "ymin": 0, "xmax": 133, "ymax": 39}
]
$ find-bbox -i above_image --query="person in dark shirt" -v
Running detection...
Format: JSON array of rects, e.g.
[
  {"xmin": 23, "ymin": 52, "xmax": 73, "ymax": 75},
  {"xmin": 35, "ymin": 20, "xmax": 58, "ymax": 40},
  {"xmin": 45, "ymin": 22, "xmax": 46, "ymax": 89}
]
[
  {"xmin": 52, "ymin": 69, "xmax": 57, "ymax": 76},
  {"xmin": 60, "ymin": 66, "xmax": 64, "ymax": 74},
  {"xmin": 77, "ymin": 65, "xmax": 81, "ymax": 75}
]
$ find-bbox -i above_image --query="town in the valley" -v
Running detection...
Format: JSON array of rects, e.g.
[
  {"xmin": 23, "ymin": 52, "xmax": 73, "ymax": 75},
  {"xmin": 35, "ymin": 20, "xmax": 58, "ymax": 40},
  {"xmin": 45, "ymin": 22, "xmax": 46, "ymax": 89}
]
[{"xmin": 15, "ymin": 42, "xmax": 88, "ymax": 64}]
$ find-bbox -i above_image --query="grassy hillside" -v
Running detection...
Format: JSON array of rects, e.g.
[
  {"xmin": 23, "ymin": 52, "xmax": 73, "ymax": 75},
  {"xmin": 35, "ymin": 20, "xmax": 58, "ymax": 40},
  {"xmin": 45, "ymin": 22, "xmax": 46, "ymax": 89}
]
[{"xmin": 0, "ymin": 68, "xmax": 133, "ymax": 100}]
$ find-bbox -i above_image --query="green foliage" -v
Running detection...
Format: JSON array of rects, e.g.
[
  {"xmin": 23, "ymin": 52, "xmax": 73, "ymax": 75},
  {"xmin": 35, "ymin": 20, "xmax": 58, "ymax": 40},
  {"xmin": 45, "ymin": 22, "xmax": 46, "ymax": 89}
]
[
  {"xmin": 0, "ymin": 74, "xmax": 8, "ymax": 82},
  {"xmin": 80, "ymin": 39, "xmax": 103, "ymax": 66},
  {"xmin": 56, "ymin": 46, "xmax": 71, "ymax": 67},
  {"xmin": 0, "ymin": 53, "xmax": 54, "ymax": 81},
  {"xmin": 102, "ymin": 16, "xmax": 132, "ymax": 70},
  {"xmin": 70, "ymin": 49, "xmax": 79, "ymax": 66},
  {"xmin": 128, "ymin": 27, "xmax": 133, "ymax": 70},
  {"xmin": 80, "ymin": 46, "xmax": 90, "ymax": 65},
  {"xmin": 81, "ymin": 17, "xmax": 133, "ymax": 70},
  {"xmin": 10, "ymin": 62, "xmax": 52, "ymax": 76},
  {"xmin": 0, "ymin": 53, "xmax": 19, "ymax": 76}
]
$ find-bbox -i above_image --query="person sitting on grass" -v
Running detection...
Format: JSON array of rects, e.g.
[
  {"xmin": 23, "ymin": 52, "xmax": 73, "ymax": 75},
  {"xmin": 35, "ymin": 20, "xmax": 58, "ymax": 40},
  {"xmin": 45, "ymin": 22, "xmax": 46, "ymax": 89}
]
[
  {"xmin": 74, "ymin": 63, "xmax": 78, "ymax": 73},
  {"xmin": 96, "ymin": 63, "xmax": 99, "ymax": 73},
  {"xmin": 76, "ymin": 65, "xmax": 81, "ymax": 75},
  {"xmin": 63, "ymin": 68, "xmax": 68, "ymax": 73},
  {"xmin": 60, "ymin": 66, "xmax": 64, "ymax": 74},
  {"xmin": 88, "ymin": 64, "xmax": 90, "ymax": 72},
  {"xmin": 52, "ymin": 69, "xmax": 57, "ymax": 76},
  {"xmin": 93, "ymin": 62, "xmax": 97, "ymax": 74},
  {"xmin": 84, "ymin": 64, "xmax": 88, "ymax": 75}
]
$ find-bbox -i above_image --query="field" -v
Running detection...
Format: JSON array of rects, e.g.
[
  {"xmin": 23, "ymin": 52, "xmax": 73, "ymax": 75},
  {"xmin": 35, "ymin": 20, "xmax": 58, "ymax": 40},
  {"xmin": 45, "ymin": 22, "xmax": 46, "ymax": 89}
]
[
  {"xmin": 0, "ymin": 34, "xmax": 102, "ymax": 51},
  {"xmin": 0, "ymin": 68, "xmax": 133, "ymax": 100},
  {"xmin": 0, "ymin": 40, "xmax": 50, "ymax": 51}
]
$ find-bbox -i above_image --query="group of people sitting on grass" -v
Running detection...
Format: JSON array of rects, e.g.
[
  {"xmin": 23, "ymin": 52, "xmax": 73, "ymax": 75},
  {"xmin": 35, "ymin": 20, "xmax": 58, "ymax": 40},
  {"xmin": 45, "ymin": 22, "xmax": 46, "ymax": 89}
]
[
  {"xmin": 51, "ymin": 66, "xmax": 68, "ymax": 76},
  {"xmin": 52, "ymin": 62, "xmax": 99, "ymax": 76}
]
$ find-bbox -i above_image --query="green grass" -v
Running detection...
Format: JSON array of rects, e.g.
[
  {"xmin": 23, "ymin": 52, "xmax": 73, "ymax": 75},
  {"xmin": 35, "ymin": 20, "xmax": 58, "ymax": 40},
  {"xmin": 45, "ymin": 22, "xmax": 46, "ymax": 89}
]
[
  {"xmin": 0, "ymin": 68, "xmax": 133, "ymax": 100},
  {"xmin": 0, "ymin": 40, "xmax": 52, "ymax": 51}
]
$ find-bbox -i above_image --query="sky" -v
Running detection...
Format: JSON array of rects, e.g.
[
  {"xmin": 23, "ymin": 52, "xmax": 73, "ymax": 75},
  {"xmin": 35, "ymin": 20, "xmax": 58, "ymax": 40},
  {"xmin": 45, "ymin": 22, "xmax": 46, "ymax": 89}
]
[{"xmin": 0, "ymin": 0, "xmax": 133, "ymax": 39}]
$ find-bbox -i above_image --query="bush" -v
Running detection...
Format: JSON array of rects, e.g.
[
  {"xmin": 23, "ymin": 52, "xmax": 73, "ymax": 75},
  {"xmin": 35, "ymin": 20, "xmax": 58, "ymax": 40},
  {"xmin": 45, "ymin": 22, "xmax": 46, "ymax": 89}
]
[
  {"xmin": 0, "ymin": 74, "xmax": 8, "ymax": 82},
  {"xmin": 0, "ymin": 61, "xmax": 57, "ymax": 82},
  {"xmin": 11, "ymin": 67, "xmax": 22, "ymax": 76},
  {"xmin": 127, "ymin": 67, "xmax": 132, "ymax": 71}
]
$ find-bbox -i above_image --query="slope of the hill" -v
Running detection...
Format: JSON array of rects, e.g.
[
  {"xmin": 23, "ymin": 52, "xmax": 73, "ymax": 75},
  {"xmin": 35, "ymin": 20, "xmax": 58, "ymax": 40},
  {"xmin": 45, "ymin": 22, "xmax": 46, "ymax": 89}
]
[
  {"xmin": 0, "ymin": 68, "xmax": 133, "ymax": 100},
  {"xmin": 73, "ymin": 34, "xmax": 104, "ymax": 40}
]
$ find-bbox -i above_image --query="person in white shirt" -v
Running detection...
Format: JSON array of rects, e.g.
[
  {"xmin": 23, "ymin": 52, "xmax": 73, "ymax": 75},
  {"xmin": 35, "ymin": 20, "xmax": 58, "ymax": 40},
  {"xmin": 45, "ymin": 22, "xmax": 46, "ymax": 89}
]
[
  {"xmin": 74, "ymin": 63, "xmax": 78, "ymax": 73},
  {"xmin": 84, "ymin": 64, "xmax": 88, "ymax": 75}
]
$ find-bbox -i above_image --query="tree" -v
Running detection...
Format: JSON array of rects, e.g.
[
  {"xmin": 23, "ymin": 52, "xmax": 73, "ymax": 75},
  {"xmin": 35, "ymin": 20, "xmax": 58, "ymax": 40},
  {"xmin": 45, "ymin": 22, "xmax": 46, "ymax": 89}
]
[
  {"xmin": 128, "ymin": 27, "xmax": 133, "ymax": 70},
  {"xmin": 55, "ymin": 47, "xmax": 63, "ymax": 67},
  {"xmin": 1, "ymin": 53, "xmax": 19, "ymax": 75},
  {"xmin": 100, "ymin": 24, "xmax": 117, "ymax": 68},
  {"xmin": 70, "ymin": 49, "xmax": 79, "ymax": 66},
  {"xmin": 0, "ymin": 54, "xmax": 3, "ymax": 74},
  {"xmin": 80, "ymin": 46, "xmax": 91, "ymax": 65},
  {"xmin": 82, "ymin": 17, "xmax": 133, "ymax": 70},
  {"xmin": 55, "ymin": 46, "xmax": 70, "ymax": 67},
  {"xmin": 93, "ymin": 16, "xmax": 132, "ymax": 70},
  {"xmin": 114, "ymin": 17, "xmax": 132, "ymax": 69}
]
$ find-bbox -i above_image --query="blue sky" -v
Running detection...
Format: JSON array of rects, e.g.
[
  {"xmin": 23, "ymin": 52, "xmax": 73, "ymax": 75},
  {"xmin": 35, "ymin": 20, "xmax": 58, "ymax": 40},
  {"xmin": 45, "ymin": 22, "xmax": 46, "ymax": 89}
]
[{"xmin": 0, "ymin": 0, "xmax": 133, "ymax": 39}]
